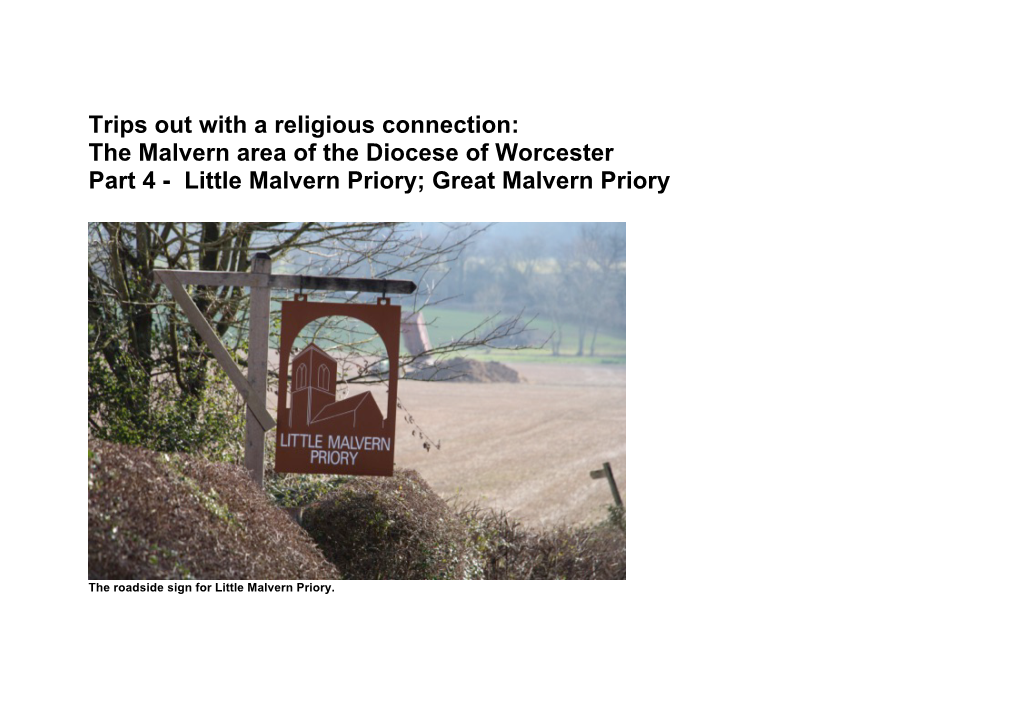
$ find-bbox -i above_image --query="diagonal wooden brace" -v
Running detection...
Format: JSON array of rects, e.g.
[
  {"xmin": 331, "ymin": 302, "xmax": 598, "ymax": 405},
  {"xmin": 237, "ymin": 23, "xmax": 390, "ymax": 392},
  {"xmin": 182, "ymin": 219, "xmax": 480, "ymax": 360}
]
[{"xmin": 154, "ymin": 269, "xmax": 276, "ymax": 432}]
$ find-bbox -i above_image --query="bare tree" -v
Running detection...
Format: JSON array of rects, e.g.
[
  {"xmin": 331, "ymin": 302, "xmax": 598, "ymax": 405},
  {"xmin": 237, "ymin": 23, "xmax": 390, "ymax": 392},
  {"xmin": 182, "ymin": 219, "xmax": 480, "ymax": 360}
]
[
  {"xmin": 532, "ymin": 224, "xmax": 626, "ymax": 357},
  {"xmin": 572, "ymin": 224, "xmax": 626, "ymax": 356},
  {"xmin": 463, "ymin": 226, "xmax": 626, "ymax": 358}
]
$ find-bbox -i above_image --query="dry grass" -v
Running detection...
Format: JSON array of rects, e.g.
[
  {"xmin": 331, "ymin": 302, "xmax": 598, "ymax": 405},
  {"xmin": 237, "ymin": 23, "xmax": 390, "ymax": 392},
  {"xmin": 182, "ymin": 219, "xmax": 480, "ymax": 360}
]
[{"xmin": 393, "ymin": 362, "xmax": 626, "ymax": 528}]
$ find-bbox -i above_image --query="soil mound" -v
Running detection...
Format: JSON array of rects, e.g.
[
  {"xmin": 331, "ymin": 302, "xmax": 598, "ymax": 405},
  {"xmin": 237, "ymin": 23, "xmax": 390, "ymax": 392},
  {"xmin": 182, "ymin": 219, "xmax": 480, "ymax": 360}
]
[
  {"xmin": 300, "ymin": 470, "xmax": 482, "ymax": 580},
  {"xmin": 405, "ymin": 357, "xmax": 522, "ymax": 383},
  {"xmin": 88, "ymin": 440, "xmax": 340, "ymax": 580}
]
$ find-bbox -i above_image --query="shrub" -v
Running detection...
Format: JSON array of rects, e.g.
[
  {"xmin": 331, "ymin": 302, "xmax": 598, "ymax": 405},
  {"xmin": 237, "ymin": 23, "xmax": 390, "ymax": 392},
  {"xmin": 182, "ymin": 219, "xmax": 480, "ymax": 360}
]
[
  {"xmin": 265, "ymin": 473, "xmax": 350, "ymax": 508},
  {"xmin": 88, "ymin": 440, "xmax": 339, "ymax": 580},
  {"xmin": 301, "ymin": 470, "xmax": 483, "ymax": 580},
  {"xmin": 89, "ymin": 442, "xmax": 625, "ymax": 581},
  {"xmin": 460, "ymin": 505, "xmax": 626, "ymax": 580},
  {"xmin": 89, "ymin": 357, "xmax": 246, "ymax": 463}
]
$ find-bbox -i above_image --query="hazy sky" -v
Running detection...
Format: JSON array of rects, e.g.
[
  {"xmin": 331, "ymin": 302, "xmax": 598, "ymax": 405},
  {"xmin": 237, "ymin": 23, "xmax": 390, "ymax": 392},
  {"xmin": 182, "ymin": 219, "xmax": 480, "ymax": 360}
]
[{"xmin": 410, "ymin": 221, "xmax": 625, "ymax": 248}]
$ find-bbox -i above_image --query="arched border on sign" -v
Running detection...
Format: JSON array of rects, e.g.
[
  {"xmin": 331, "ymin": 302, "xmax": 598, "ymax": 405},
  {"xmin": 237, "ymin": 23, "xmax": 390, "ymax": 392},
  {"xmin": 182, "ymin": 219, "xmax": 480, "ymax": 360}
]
[{"xmin": 277, "ymin": 297, "xmax": 401, "ymax": 437}]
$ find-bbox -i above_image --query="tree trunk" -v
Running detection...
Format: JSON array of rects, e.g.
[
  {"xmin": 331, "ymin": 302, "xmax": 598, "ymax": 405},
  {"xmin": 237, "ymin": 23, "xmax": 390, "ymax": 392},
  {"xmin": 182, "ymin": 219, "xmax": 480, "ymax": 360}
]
[{"xmin": 133, "ymin": 222, "xmax": 154, "ymax": 379}]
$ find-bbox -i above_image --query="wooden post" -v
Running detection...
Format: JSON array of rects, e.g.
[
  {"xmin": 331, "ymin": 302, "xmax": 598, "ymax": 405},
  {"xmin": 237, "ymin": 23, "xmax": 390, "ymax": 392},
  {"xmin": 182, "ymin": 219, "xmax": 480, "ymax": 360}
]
[
  {"xmin": 245, "ymin": 253, "xmax": 271, "ymax": 488},
  {"xmin": 590, "ymin": 462, "xmax": 624, "ymax": 508}
]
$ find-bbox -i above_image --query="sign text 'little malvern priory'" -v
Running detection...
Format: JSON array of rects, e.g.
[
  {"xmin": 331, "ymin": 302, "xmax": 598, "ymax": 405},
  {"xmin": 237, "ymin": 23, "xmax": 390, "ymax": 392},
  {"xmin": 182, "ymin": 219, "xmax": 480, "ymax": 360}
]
[{"xmin": 278, "ymin": 433, "xmax": 392, "ymax": 467}]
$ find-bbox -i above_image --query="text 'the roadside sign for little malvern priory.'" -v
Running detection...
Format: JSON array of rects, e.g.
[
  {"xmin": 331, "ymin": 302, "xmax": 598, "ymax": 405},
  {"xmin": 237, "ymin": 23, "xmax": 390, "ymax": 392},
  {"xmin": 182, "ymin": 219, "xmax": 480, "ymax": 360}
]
[{"xmin": 275, "ymin": 296, "xmax": 401, "ymax": 477}]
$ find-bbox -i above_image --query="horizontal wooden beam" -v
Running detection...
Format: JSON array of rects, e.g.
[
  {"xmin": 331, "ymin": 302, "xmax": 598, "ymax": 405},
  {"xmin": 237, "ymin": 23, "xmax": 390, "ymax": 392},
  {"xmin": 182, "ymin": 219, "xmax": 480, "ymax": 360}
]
[
  {"xmin": 268, "ymin": 274, "xmax": 416, "ymax": 295},
  {"xmin": 153, "ymin": 269, "xmax": 416, "ymax": 295}
]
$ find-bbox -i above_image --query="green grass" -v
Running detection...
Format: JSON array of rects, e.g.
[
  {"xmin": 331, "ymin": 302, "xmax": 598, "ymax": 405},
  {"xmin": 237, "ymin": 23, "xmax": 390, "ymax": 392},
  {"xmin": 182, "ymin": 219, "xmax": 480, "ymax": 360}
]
[
  {"xmin": 459, "ymin": 348, "xmax": 626, "ymax": 366},
  {"xmin": 418, "ymin": 307, "xmax": 625, "ymax": 365},
  {"xmin": 258, "ymin": 301, "xmax": 625, "ymax": 366}
]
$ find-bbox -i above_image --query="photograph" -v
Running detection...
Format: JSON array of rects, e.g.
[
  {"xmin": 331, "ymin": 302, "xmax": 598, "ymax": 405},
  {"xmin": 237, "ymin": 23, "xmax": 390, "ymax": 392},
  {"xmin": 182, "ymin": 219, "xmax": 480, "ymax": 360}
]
[{"xmin": 88, "ymin": 222, "xmax": 626, "ymax": 580}]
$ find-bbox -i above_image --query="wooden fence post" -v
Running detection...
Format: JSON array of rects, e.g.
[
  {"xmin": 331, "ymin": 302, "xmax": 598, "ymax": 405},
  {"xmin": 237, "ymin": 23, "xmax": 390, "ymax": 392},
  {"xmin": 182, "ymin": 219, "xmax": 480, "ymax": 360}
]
[
  {"xmin": 244, "ymin": 253, "xmax": 271, "ymax": 488},
  {"xmin": 590, "ymin": 462, "xmax": 624, "ymax": 508}
]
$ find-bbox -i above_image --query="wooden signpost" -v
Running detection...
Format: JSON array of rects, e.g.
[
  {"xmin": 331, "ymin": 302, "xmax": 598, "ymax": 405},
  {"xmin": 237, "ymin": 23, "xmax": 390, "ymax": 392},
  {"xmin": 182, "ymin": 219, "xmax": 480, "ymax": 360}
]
[
  {"xmin": 590, "ymin": 462, "xmax": 624, "ymax": 508},
  {"xmin": 154, "ymin": 252, "xmax": 415, "ymax": 487}
]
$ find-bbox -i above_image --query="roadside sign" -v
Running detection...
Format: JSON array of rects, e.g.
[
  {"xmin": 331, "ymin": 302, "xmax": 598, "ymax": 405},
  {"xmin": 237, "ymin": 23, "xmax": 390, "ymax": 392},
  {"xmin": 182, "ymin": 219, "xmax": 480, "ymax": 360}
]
[{"xmin": 275, "ymin": 296, "xmax": 401, "ymax": 477}]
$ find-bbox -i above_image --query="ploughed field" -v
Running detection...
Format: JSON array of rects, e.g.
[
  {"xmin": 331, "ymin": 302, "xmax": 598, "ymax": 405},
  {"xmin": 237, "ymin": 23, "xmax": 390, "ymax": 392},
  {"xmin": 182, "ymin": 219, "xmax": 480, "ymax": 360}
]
[{"xmin": 392, "ymin": 363, "xmax": 626, "ymax": 529}]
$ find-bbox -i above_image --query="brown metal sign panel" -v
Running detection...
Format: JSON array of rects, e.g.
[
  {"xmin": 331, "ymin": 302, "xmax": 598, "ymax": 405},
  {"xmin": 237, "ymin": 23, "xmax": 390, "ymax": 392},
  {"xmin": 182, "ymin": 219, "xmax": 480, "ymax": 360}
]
[{"xmin": 275, "ymin": 297, "xmax": 401, "ymax": 477}]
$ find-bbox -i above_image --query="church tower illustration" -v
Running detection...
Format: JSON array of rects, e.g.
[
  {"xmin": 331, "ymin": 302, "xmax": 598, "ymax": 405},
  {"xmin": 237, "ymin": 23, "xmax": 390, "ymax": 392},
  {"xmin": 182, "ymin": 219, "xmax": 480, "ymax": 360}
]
[{"xmin": 289, "ymin": 343, "xmax": 385, "ymax": 432}]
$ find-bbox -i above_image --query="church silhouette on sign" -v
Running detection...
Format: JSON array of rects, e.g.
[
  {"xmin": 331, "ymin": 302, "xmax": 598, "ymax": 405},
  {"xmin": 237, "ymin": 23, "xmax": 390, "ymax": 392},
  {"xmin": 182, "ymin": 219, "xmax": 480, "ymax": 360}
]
[{"xmin": 289, "ymin": 343, "xmax": 384, "ymax": 433}]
